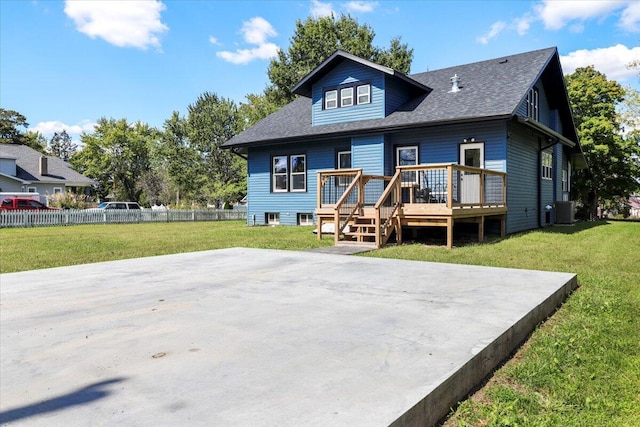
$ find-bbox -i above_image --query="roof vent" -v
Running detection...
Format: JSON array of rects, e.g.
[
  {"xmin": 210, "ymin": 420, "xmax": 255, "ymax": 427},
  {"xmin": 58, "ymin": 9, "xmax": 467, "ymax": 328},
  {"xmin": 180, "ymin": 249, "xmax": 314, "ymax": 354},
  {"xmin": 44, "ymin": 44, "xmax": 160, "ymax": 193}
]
[{"xmin": 449, "ymin": 74, "xmax": 460, "ymax": 93}]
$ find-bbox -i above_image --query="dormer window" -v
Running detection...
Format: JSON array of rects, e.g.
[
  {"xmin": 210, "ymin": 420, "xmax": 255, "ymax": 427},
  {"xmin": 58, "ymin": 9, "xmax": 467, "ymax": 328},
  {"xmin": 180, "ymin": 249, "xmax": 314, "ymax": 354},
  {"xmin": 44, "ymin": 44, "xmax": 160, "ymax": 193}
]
[
  {"xmin": 526, "ymin": 87, "xmax": 539, "ymax": 121},
  {"xmin": 357, "ymin": 84, "xmax": 370, "ymax": 104},
  {"xmin": 323, "ymin": 83, "xmax": 371, "ymax": 109},
  {"xmin": 341, "ymin": 87, "xmax": 353, "ymax": 107},
  {"xmin": 325, "ymin": 90, "xmax": 338, "ymax": 109}
]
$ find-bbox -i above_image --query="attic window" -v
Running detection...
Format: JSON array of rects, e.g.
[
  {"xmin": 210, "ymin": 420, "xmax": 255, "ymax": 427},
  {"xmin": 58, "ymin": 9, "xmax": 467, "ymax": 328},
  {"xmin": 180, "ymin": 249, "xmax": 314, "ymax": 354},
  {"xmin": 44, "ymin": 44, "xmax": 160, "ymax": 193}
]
[
  {"xmin": 325, "ymin": 90, "xmax": 338, "ymax": 109},
  {"xmin": 323, "ymin": 83, "xmax": 370, "ymax": 109},
  {"xmin": 527, "ymin": 87, "xmax": 539, "ymax": 121}
]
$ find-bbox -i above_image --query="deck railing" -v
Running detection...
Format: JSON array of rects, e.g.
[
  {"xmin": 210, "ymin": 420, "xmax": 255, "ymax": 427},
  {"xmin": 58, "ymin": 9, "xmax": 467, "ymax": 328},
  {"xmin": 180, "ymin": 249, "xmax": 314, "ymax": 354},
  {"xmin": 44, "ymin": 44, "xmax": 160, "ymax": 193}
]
[
  {"xmin": 373, "ymin": 169, "xmax": 402, "ymax": 246},
  {"xmin": 396, "ymin": 163, "xmax": 506, "ymax": 209},
  {"xmin": 0, "ymin": 208, "xmax": 247, "ymax": 228}
]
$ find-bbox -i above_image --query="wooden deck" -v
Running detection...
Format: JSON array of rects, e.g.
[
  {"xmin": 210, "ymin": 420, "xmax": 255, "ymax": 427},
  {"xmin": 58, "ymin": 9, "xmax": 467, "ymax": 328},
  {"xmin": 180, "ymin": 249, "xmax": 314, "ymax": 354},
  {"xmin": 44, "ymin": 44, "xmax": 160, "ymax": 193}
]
[{"xmin": 316, "ymin": 164, "xmax": 507, "ymax": 249}]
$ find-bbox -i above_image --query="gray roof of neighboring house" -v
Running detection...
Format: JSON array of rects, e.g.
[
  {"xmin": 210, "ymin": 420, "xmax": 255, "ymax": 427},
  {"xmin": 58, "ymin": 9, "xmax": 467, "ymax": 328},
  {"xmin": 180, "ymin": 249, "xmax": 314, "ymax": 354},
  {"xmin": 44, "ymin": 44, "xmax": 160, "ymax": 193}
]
[
  {"xmin": 0, "ymin": 144, "xmax": 95, "ymax": 187},
  {"xmin": 224, "ymin": 46, "xmax": 577, "ymax": 148}
]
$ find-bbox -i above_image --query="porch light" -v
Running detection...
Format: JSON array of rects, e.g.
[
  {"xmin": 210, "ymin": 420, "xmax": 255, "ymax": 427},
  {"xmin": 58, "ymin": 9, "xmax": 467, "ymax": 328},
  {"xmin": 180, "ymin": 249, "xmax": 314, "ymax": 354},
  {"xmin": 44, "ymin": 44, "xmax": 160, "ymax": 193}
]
[{"xmin": 463, "ymin": 137, "xmax": 475, "ymax": 143}]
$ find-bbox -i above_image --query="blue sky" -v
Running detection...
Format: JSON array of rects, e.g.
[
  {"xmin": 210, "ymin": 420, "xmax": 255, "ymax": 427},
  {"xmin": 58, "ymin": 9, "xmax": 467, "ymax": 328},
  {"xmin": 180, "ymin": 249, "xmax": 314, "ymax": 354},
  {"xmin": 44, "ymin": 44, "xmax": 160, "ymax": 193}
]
[{"xmin": 1, "ymin": 0, "xmax": 638, "ymax": 142}]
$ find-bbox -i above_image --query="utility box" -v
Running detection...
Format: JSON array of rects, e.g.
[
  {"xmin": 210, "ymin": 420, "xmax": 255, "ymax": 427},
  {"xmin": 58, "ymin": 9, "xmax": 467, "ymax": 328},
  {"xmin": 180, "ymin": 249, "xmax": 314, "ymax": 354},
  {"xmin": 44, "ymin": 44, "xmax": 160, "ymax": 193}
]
[{"xmin": 555, "ymin": 201, "xmax": 576, "ymax": 224}]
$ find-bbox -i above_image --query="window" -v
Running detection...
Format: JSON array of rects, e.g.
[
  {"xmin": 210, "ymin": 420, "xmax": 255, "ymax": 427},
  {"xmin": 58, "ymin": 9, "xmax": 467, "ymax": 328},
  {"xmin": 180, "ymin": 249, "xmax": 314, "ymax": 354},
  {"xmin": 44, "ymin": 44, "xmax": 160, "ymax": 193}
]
[
  {"xmin": 272, "ymin": 154, "xmax": 306, "ymax": 192},
  {"xmin": 357, "ymin": 84, "xmax": 371, "ymax": 105},
  {"xmin": 340, "ymin": 87, "xmax": 353, "ymax": 107},
  {"xmin": 53, "ymin": 187, "xmax": 63, "ymax": 194},
  {"xmin": 266, "ymin": 212, "xmax": 280, "ymax": 225},
  {"xmin": 337, "ymin": 150, "xmax": 352, "ymax": 186},
  {"xmin": 298, "ymin": 213, "xmax": 314, "ymax": 226},
  {"xmin": 290, "ymin": 155, "xmax": 306, "ymax": 192},
  {"xmin": 323, "ymin": 83, "xmax": 370, "ymax": 109},
  {"xmin": 542, "ymin": 151, "xmax": 553, "ymax": 180},
  {"xmin": 325, "ymin": 90, "xmax": 337, "ymax": 109},
  {"xmin": 27, "ymin": 187, "xmax": 37, "ymax": 193},
  {"xmin": 273, "ymin": 156, "xmax": 288, "ymax": 192},
  {"xmin": 397, "ymin": 146, "xmax": 418, "ymax": 184},
  {"xmin": 527, "ymin": 87, "xmax": 539, "ymax": 121}
]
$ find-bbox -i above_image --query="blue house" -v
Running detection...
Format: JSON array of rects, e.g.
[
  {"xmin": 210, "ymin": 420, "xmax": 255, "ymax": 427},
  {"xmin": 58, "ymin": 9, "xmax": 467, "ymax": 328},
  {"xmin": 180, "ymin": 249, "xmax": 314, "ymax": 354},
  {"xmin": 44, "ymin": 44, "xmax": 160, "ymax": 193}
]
[{"xmin": 224, "ymin": 47, "xmax": 585, "ymax": 248}]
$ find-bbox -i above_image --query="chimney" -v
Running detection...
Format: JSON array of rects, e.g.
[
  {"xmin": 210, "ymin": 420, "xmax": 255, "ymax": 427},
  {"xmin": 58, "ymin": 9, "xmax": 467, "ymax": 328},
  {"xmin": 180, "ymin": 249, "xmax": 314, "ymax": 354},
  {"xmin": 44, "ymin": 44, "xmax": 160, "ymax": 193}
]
[
  {"xmin": 449, "ymin": 74, "xmax": 460, "ymax": 93},
  {"xmin": 39, "ymin": 156, "xmax": 48, "ymax": 176}
]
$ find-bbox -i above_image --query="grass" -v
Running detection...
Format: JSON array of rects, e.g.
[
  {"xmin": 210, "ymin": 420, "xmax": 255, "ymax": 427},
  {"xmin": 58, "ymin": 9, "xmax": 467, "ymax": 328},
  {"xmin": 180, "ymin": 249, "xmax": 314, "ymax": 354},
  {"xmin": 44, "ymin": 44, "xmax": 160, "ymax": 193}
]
[{"xmin": 1, "ymin": 220, "xmax": 639, "ymax": 425}]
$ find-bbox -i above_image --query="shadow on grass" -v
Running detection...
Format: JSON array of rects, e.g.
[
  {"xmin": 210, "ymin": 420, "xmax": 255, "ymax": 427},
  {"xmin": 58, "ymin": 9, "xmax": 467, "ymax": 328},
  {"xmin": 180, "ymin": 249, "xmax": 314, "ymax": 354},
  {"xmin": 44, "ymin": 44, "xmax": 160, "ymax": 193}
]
[
  {"xmin": 538, "ymin": 220, "xmax": 609, "ymax": 235},
  {"xmin": 0, "ymin": 378, "xmax": 126, "ymax": 424}
]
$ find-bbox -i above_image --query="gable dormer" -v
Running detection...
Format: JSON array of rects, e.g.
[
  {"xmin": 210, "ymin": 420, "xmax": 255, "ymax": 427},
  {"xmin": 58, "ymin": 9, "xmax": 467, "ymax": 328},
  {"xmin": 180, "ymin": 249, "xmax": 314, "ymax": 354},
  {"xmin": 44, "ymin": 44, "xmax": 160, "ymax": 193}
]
[{"xmin": 292, "ymin": 50, "xmax": 430, "ymax": 127}]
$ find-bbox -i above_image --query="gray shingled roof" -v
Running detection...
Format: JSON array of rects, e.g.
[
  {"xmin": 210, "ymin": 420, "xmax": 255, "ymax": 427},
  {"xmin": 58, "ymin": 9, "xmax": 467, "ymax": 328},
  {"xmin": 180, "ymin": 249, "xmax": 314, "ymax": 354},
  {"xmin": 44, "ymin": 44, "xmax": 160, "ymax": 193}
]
[
  {"xmin": 224, "ymin": 47, "xmax": 565, "ymax": 148},
  {"xmin": 0, "ymin": 144, "xmax": 95, "ymax": 186}
]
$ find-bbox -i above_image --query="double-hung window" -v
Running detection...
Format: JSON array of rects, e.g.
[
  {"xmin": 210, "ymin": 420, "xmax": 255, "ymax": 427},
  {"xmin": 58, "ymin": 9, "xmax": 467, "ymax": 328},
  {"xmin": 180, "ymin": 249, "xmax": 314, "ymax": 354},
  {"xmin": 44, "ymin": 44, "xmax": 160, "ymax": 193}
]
[
  {"xmin": 325, "ymin": 90, "xmax": 337, "ymax": 109},
  {"xmin": 337, "ymin": 150, "xmax": 352, "ymax": 186},
  {"xmin": 527, "ymin": 87, "xmax": 539, "ymax": 121},
  {"xmin": 340, "ymin": 87, "xmax": 353, "ymax": 107},
  {"xmin": 272, "ymin": 154, "xmax": 306, "ymax": 192},
  {"xmin": 357, "ymin": 84, "xmax": 370, "ymax": 105},
  {"xmin": 541, "ymin": 151, "xmax": 552, "ymax": 180}
]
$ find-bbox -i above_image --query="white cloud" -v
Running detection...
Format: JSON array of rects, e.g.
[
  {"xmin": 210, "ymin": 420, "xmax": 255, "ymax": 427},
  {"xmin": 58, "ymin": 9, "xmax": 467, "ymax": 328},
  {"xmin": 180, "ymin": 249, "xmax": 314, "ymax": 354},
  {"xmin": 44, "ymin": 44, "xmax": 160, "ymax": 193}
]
[
  {"xmin": 241, "ymin": 17, "xmax": 277, "ymax": 45},
  {"xmin": 29, "ymin": 120, "xmax": 96, "ymax": 138},
  {"xmin": 535, "ymin": 0, "xmax": 625, "ymax": 31},
  {"xmin": 344, "ymin": 1, "xmax": 378, "ymax": 13},
  {"xmin": 310, "ymin": 0, "xmax": 335, "ymax": 17},
  {"xmin": 209, "ymin": 36, "xmax": 220, "ymax": 45},
  {"xmin": 476, "ymin": 21, "xmax": 506, "ymax": 45},
  {"xmin": 619, "ymin": 1, "xmax": 640, "ymax": 32},
  {"xmin": 216, "ymin": 17, "xmax": 279, "ymax": 65},
  {"xmin": 64, "ymin": 0, "xmax": 168, "ymax": 50},
  {"xmin": 514, "ymin": 13, "xmax": 534, "ymax": 35},
  {"xmin": 560, "ymin": 44, "xmax": 640, "ymax": 82}
]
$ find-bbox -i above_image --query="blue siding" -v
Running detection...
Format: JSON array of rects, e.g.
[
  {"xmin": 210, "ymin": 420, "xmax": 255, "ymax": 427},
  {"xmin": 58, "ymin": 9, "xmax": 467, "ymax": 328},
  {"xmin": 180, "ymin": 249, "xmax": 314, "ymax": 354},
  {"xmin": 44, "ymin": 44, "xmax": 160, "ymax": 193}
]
[
  {"xmin": 312, "ymin": 61, "xmax": 384, "ymax": 126},
  {"xmin": 517, "ymin": 81, "xmax": 554, "ymax": 129},
  {"xmin": 387, "ymin": 121, "xmax": 507, "ymax": 169},
  {"xmin": 384, "ymin": 76, "xmax": 412, "ymax": 115},
  {"xmin": 352, "ymin": 135, "xmax": 385, "ymax": 175},
  {"xmin": 506, "ymin": 122, "xmax": 540, "ymax": 233},
  {"xmin": 246, "ymin": 140, "xmax": 347, "ymax": 225}
]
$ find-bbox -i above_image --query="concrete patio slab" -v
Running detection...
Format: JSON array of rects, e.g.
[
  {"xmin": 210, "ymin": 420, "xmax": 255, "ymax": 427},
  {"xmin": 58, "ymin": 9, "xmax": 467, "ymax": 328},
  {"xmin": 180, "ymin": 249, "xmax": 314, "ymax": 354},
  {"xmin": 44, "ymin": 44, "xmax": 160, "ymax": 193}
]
[{"xmin": 0, "ymin": 248, "xmax": 577, "ymax": 426}]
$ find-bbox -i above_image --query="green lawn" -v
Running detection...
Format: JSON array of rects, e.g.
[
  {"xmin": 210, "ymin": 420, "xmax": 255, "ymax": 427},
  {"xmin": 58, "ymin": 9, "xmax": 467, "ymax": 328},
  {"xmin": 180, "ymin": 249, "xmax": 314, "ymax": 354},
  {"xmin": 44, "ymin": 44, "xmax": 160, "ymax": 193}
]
[{"xmin": 1, "ymin": 220, "xmax": 639, "ymax": 426}]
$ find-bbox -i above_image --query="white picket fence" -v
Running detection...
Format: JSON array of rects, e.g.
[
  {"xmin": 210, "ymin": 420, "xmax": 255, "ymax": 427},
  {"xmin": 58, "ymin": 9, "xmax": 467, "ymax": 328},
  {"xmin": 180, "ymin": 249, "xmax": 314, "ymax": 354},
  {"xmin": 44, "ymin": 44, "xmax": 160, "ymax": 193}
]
[{"xmin": 0, "ymin": 208, "xmax": 247, "ymax": 228}]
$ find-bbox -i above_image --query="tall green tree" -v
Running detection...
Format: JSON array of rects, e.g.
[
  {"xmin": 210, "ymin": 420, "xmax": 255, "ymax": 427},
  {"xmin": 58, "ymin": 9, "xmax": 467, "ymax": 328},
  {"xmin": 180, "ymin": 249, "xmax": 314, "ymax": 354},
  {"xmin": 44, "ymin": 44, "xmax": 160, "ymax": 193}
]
[
  {"xmin": 71, "ymin": 118, "xmax": 157, "ymax": 202},
  {"xmin": 0, "ymin": 108, "xmax": 46, "ymax": 151},
  {"xmin": 566, "ymin": 66, "xmax": 640, "ymax": 217},
  {"xmin": 186, "ymin": 92, "xmax": 246, "ymax": 206},
  {"xmin": 48, "ymin": 130, "xmax": 77, "ymax": 161},
  {"xmin": 266, "ymin": 14, "xmax": 413, "ymax": 106}
]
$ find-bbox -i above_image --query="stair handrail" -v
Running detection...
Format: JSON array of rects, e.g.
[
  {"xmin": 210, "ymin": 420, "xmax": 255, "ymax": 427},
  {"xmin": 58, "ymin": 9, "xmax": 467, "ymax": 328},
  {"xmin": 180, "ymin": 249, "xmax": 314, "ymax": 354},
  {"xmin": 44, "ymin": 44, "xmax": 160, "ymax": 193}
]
[
  {"xmin": 373, "ymin": 169, "xmax": 403, "ymax": 246},
  {"xmin": 334, "ymin": 169, "xmax": 364, "ymax": 243}
]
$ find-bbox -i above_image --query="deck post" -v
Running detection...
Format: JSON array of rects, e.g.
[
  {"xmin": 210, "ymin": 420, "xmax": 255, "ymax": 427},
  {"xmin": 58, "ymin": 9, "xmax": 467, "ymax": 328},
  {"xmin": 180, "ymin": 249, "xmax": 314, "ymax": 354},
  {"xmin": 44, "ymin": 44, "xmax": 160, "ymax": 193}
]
[
  {"xmin": 447, "ymin": 165, "xmax": 454, "ymax": 209},
  {"xmin": 334, "ymin": 210, "xmax": 340, "ymax": 245},
  {"xmin": 446, "ymin": 217, "xmax": 453, "ymax": 249},
  {"xmin": 479, "ymin": 216, "xmax": 485, "ymax": 242},
  {"xmin": 317, "ymin": 216, "xmax": 323, "ymax": 240}
]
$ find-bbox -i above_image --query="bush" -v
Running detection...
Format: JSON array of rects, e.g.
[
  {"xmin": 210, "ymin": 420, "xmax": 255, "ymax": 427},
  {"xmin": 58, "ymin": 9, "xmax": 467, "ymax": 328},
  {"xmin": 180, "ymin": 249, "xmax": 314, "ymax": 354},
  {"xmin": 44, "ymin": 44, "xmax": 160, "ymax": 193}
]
[{"xmin": 46, "ymin": 192, "xmax": 93, "ymax": 209}]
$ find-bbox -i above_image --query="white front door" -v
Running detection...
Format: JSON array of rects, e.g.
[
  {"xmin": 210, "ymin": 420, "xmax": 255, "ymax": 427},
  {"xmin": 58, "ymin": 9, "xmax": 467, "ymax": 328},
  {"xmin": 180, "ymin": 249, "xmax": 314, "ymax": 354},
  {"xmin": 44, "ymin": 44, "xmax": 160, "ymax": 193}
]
[{"xmin": 459, "ymin": 143, "xmax": 484, "ymax": 203}]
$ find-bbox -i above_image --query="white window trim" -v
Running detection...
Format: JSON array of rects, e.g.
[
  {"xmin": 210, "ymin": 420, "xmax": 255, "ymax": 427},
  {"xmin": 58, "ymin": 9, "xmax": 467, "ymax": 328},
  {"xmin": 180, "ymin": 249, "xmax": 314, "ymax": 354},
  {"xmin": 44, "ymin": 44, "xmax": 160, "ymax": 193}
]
[
  {"xmin": 298, "ymin": 213, "xmax": 314, "ymax": 226},
  {"xmin": 272, "ymin": 156, "xmax": 288, "ymax": 192},
  {"xmin": 357, "ymin": 84, "xmax": 371, "ymax": 105},
  {"xmin": 337, "ymin": 150, "xmax": 352, "ymax": 186},
  {"xmin": 340, "ymin": 87, "xmax": 353, "ymax": 107},
  {"xmin": 290, "ymin": 154, "xmax": 306, "ymax": 192},
  {"xmin": 325, "ymin": 90, "xmax": 337, "ymax": 110},
  {"xmin": 542, "ymin": 151, "xmax": 553, "ymax": 180},
  {"xmin": 266, "ymin": 212, "xmax": 280, "ymax": 225},
  {"xmin": 527, "ymin": 88, "xmax": 539, "ymax": 121},
  {"xmin": 396, "ymin": 146, "xmax": 419, "ymax": 185},
  {"xmin": 27, "ymin": 186, "xmax": 37, "ymax": 193},
  {"xmin": 459, "ymin": 142, "xmax": 485, "ymax": 169},
  {"xmin": 53, "ymin": 187, "xmax": 63, "ymax": 194}
]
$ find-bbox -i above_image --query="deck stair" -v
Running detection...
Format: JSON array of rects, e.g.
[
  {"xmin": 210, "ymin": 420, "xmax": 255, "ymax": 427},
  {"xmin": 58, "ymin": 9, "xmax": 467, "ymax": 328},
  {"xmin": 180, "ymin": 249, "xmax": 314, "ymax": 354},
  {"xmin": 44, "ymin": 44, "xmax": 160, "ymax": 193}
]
[{"xmin": 344, "ymin": 211, "xmax": 377, "ymax": 243}]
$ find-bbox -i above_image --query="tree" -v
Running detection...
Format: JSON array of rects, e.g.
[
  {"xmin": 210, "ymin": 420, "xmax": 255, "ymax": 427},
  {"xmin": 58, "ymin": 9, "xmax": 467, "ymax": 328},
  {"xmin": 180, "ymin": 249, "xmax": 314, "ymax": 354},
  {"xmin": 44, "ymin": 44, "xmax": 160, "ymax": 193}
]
[
  {"xmin": 565, "ymin": 66, "xmax": 640, "ymax": 217},
  {"xmin": 186, "ymin": 92, "xmax": 246, "ymax": 206},
  {"xmin": 239, "ymin": 93, "xmax": 280, "ymax": 128},
  {"xmin": 71, "ymin": 118, "xmax": 157, "ymax": 202},
  {"xmin": 0, "ymin": 108, "xmax": 46, "ymax": 151},
  {"xmin": 265, "ymin": 14, "xmax": 413, "ymax": 106},
  {"xmin": 48, "ymin": 130, "xmax": 77, "ymax": 161}
]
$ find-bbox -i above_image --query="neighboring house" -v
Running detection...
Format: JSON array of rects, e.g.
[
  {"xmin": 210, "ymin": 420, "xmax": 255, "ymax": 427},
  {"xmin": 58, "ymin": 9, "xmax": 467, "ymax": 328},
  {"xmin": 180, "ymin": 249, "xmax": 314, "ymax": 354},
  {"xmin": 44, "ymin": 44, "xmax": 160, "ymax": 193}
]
[
  {"xmin": 629, "ymin": 194, "xmax": 640, "ymax": 218},
  {"xmin": 0, "ymin": 143, "xmax": 95, "ymax": 203},
  {"xmin": 223, "ymin": 47, "xmax": 586, "ymax": 248}
]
